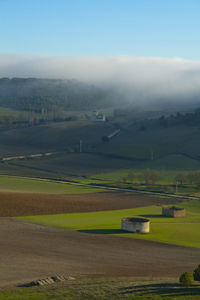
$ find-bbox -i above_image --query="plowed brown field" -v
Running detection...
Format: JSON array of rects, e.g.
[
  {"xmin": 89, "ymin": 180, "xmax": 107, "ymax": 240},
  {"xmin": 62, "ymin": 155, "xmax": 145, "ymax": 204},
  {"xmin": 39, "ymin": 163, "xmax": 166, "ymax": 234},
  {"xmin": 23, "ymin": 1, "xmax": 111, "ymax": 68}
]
[
  {"xmin": 0, "ymin": 218, "xmax": 199, "ymax": 288},
  {"xmin": 0, "ymin": 191, "xmax": 177, "ymax": 216},
  {"xmin": 1, "ymin": 191, "xmax": 198, "ymax": 287}
]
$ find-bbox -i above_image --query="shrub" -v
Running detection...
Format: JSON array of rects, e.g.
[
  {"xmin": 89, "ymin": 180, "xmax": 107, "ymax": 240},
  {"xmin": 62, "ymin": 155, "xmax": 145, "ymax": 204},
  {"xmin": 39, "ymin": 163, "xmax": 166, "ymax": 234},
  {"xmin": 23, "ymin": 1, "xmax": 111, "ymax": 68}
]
[
  {"xmin": 179, "ymin": 272, "xmax": 193, "ymax": 286},
  {"xmin": 193, "ymin": 265, "xmax": 200, "ymax": 281}
]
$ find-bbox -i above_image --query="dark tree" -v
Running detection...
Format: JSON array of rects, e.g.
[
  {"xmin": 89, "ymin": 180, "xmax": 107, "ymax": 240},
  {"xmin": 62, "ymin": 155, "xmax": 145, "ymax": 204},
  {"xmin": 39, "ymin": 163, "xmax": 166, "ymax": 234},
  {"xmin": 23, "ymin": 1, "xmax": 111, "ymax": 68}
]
[
  {"xmin": 193, "ymin": 265, "xmax": 200, "ymax": 281},
  {"xmin": 179, "ymin": 272, "xmax": 193, "ymax": 286}
]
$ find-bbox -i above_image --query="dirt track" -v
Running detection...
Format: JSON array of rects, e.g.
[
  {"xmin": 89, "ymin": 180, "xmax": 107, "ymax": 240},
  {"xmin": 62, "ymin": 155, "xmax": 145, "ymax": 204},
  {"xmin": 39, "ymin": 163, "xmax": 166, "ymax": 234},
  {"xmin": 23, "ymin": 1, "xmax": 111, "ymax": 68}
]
[
  {"xmin": 0, "ymin": 191, "xmax": 178, "ymax": 216},
  {"xmin": 0, "ymin": 218, "xmax": 199, "ymax": 288}
]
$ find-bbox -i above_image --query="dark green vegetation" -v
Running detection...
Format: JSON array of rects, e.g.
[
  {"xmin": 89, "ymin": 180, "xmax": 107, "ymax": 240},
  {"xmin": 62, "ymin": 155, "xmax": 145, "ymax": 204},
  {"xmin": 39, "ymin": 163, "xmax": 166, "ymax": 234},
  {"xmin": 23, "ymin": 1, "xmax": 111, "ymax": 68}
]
[
  {"xmin": 193, "ymin": 265, "xmax": 200, "ymax": 282},
  {"xmin": 0, "ymin": 78, "xmax": 116, "ymax": 112},
  {"xmin": 179, "ymin": 264, "xmax": 200, "ymax": 287},
  {"xmin": 179, "ymin": 272, "xmax": 193, "ymax": 286},
  {"xmin": 179, "ymin": 263, "xmax": 200, "ymax": 287},
  {"xmin": 19, "ymin": 200, "xmax": 200, "ymax": 248},
  {"xmin": 1, "ymin": 278, "xmax": 200, "ymax": 299}
]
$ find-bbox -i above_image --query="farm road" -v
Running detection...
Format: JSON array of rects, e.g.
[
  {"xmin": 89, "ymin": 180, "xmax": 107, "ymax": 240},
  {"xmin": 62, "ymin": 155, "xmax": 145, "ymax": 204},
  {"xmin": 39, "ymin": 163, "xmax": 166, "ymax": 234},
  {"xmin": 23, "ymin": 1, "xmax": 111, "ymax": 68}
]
[{"xmin": 0, "ymin": 218, "xmax": 200, "ymax": 288}]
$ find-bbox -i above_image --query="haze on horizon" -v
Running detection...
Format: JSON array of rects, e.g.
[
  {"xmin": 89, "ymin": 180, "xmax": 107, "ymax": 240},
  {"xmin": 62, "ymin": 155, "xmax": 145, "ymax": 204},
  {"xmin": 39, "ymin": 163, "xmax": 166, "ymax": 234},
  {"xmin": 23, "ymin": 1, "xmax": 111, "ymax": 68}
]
[{"xmin": 1, "ymin": 54, "xmax": 200, "ymax": 104}]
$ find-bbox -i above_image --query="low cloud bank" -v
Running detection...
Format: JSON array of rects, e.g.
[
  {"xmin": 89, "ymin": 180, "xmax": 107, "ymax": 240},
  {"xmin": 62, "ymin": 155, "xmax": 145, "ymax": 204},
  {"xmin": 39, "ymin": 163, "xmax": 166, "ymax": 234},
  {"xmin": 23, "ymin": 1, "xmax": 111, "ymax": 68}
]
[{"xmin": 0, "ymin": 54, "xmax": 200, "ymax": 103}]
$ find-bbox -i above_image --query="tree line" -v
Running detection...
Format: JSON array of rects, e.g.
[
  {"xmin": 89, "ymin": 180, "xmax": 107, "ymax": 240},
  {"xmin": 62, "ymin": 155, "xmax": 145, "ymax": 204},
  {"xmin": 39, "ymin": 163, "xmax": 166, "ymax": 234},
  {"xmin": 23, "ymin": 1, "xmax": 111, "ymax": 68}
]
[
  {"xmin": 0, "ymin": 78, "xmax": 116, "ymax": 113},
  {"xmin": 158, "ymin": 109, "xmax": 200, "ymax": 128},
  {"xmin": 118, "ymin": 169, "xmax": 200, "ymax": 187}
]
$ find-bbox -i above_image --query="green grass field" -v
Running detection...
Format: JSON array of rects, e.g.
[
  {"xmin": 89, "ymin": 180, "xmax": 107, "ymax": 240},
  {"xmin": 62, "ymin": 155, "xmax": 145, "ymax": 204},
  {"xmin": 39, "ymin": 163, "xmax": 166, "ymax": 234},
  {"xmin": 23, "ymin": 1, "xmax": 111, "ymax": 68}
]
[
  {"xmin": 88, "ymin": 165, "xmax": 200, "ymax": 196},
  {"xmin": 19, "ymin": 200, "xmax": 200, "ymax": 248},
  {"xmin": 0, "ymin": 176, "xmax": 103, "ymax": 194},
  {"xmin": 0, "ymin": 278, "xmax": 200, "ymax": 299}
]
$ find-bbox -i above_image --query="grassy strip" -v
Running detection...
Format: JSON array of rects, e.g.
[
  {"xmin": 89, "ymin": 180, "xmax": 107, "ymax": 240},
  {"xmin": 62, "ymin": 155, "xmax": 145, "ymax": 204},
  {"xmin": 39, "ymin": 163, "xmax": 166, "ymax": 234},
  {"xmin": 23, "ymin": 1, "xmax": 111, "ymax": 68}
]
[
  {"xmin": 0, "ymin": 278, "xmax": 200, "ymax": 299},
  {"xmin": 0, "ymin": 176, "xmax": 103, "ymax": 194},
  {"xmin": 19, "ymin": 200, "xmax": 200, "ymax": 248},
  {"xmin": 91, "ymin": 168, "xmax": 196, "ymax": 185},
  {"xmin": 87, "ymin": 166, "xmax": 200, "ymax": 196}
]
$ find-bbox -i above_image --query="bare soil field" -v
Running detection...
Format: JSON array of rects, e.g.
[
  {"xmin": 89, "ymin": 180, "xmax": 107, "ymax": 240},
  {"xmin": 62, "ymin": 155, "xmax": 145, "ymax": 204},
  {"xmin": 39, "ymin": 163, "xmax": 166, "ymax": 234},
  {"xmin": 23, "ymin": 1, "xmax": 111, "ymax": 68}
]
[
  {"xmin": 0, "ymin": 191, "xmax": 195, "ymax": 288},
  {"xmin": 0, "ymin": 218, "xmax": 199, "ymax": 288},
  {"xmin": 0, "ymin": 191, "xmax": 178, "ymax": 216}
]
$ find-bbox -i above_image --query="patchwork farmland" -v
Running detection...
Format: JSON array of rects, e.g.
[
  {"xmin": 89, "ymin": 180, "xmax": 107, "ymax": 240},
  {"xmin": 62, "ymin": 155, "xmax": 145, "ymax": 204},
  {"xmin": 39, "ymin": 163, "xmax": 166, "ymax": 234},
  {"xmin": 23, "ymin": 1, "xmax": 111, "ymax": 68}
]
[{"xmin": 0, "ymin": 175, "xmax": 199, "ymax": 295}]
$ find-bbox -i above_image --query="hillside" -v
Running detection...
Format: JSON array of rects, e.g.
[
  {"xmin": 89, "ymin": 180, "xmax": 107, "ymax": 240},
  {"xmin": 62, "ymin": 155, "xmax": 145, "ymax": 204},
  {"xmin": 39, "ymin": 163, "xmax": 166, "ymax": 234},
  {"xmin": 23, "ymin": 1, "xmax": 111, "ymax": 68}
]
[
  {"xmin": 0, "ymin": 78, "xmax": 199, "ymax": 130},
  {"xmin": 95, "ymin": 123, "xmax": 200, "ymax": 165},
  {"xmin": 0, "ymin": 78, "xmax": 120, "ymax": 113},
  {"xmin": 1, "ymin": 106, "xmax": 200, "ymax": 181},
  {"xmin": 0, "ymin": 120, "xmax": 114, "ymax": 156}
]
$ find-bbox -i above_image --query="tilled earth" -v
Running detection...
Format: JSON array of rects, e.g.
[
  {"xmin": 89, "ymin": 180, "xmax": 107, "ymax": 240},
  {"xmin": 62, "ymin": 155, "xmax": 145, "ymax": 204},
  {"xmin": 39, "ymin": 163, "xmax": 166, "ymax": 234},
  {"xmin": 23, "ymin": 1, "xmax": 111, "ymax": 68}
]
[
  {"xmin": 0, "ymin": 218, "xmax": 199, "ymax": 288},
  {"xmin": 0, "ymin": 191, "xmax": 199, "ymax": 287},
  {"xmin": 0, "ymin": 191, "xmax": 178, "ymax": 216}
]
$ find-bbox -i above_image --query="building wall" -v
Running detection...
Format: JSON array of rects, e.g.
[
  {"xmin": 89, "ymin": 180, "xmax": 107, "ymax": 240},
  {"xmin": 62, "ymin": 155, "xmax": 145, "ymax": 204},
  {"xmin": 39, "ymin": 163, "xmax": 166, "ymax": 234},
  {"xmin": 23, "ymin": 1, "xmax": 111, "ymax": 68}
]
[
  {"xmin": 121, "ymin": 219, "xmax": 150, "ymax": 233},
  {"xmin": 162, "ymin": 207, "xmax": 186, "ymax": 218}
]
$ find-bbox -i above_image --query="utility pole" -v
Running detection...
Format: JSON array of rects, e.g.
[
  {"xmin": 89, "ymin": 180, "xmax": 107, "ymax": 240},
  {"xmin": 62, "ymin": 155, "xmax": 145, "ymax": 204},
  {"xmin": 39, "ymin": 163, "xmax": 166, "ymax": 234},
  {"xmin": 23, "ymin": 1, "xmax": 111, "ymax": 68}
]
[
  {"xmin": 150, "ymin": 149, "xmax": 154, "ymax": 161},
  {"xmin": 79, "ymin": 140, "xmax": 82, "ymax": 153}
]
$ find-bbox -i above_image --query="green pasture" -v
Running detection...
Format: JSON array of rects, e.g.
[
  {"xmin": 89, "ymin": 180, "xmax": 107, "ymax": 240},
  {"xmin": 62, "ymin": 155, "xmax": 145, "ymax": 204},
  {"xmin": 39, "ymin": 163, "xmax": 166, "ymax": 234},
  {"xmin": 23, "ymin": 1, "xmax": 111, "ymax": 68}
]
[
  {"xmin": 92, "ymin": 168, "xmax": 184, "ymax": 184},
  {"xmin": 1, "ymin": 278, "xmax": 200, "ymax": 299},
  {"xmin": 89, "ymin": 164, "xmax": 200, "ymax": 196},
  {"xmin": 0, "ymin": 176, "xmax": 103, "ymax": 194},
  {"xmin": 19, "ymin": 200, "xmax": 200, "ymax": 248},
  {"xmin": 5, "ymin": 153, "xmax": 200, "ymax": 196}
]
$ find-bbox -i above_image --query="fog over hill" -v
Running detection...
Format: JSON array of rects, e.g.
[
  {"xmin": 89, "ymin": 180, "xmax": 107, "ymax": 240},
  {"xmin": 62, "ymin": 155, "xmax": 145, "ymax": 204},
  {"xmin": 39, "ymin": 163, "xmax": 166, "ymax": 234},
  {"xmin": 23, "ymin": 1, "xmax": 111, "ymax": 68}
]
[{"xmin": 0, "ymin": 55, "xmax": 200, "ymax": 111}]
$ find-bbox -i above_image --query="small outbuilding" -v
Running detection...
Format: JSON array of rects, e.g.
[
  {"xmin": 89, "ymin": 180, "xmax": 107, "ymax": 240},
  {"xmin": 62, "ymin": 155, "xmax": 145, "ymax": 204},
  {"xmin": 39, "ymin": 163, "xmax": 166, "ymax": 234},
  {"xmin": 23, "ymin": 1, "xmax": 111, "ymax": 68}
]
[
  {"xmin": 121, "ymin": 217, "xmax": 150, "ymax": 233},
  {"xmin": 162, "ymin": 206, "xmax": 186, "ymax": 218}
]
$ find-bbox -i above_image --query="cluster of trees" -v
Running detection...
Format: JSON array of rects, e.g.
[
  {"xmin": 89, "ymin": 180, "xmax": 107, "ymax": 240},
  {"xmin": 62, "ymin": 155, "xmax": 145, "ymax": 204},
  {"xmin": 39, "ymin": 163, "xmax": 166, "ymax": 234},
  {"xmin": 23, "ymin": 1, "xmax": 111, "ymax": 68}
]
[
  {"xmin": 175, "ymin": 171, "xmax": 200, "ymax": 187},
  {"xmin": 143, "ymin": 169, "xmax": 160, "ymax": 185},
  {"xmin": 179, "ymin": 265, "xmax": 200, "ymax": 286},
  {"xmin": 118, "ymin": 169, "xmax": 200, "ymax": 188},
  {"xmin": 136, "ymin": 108, "xmax": 200, "ymax": 132},
  {"xmin": 0, "ymin": 110, "xmax": 77, "ymax": 128},
  {"xmin": 159, "ymin": 109, "xmax": 200, "ymax": 128},
  {"xmin": 118, "ymin": 169, "xmax": 161, "ymax": 186}
]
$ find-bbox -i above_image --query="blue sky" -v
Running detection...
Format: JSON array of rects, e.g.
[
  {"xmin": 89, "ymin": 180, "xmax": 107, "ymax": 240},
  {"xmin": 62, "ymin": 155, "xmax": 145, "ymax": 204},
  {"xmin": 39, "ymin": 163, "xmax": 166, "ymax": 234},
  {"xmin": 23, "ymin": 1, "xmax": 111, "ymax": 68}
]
[{"xmin": 0, "ymin": 0, "xmax": 200, "ymax": 59}]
